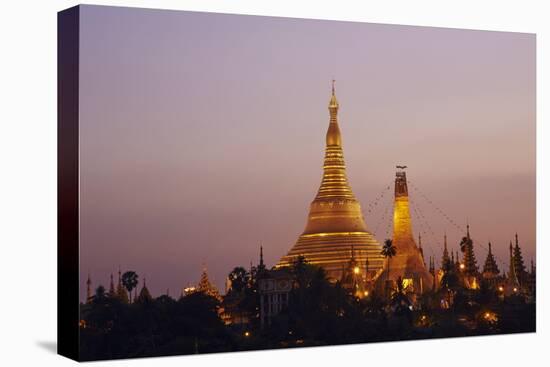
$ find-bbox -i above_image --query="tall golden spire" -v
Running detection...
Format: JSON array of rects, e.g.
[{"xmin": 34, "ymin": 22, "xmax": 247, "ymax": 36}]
[
  {"xmin": 277, "ymin": 82, "xmax": 383, "ymax": 279},
  {"xmin": 393, "ymin": 168, "xmax": 414, "ymax": 242},
  {"xmin": 375, "ymin": 167, "xmax": 433, "ymax": 294}
]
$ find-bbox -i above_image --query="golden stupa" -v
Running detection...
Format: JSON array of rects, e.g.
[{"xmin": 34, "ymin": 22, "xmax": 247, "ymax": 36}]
[{"xmin": 277, "ymin": 82, "xmax": 383, "ymax": 279}]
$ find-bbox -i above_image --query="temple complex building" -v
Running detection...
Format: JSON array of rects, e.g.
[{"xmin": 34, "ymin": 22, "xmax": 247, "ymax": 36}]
[
  {"xmin": 459, "ymin": 225, "xmax": 480, "ymax": 289},
  {"xmin": 277, "ymin": 83, "xmax": 383, "ymax": 280},
  {"xmin": 258, "ymin": 268, "xmax": 292, "ymax": 329},
  {"xmin": 481, "ymin": 242, "xmax": 500, "ymax": 286}
]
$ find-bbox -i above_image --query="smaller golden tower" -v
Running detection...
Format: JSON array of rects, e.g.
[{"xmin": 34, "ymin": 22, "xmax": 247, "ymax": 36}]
[{"xmin": 375, "ymin": 167, "xmax": 433, "ymax": 294}]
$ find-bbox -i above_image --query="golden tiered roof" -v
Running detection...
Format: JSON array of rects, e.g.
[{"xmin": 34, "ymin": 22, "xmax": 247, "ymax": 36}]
[{"xmin": 277, "ymin": 83, "xmax": 383, "ymax": 279}]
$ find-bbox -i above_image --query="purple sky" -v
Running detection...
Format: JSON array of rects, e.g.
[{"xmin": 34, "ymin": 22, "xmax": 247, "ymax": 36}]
[{"xmin": 78, "ymin": 5, "xmax": 535, "ymax": 300}]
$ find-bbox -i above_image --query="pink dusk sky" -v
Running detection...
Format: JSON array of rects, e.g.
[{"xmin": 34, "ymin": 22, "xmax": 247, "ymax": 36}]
[{"xmin": 78, "ymin": 5, "xmax": 535, "ymax": 300}]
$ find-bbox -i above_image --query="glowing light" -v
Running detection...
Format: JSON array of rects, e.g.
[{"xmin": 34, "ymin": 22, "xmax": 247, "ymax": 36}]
[
  {"xmin": 513, "ymin": 287, "xmax": 518, "ymax": 292},
  {"xmin": 244, "ymin": 331, "xmax": 250, "ymax": 337},
  {"xmin": 402, "ymin": 278, "xmax": 414, "ymax": 290},
  {"xmin": 498, "ymin": 286, "xmax": 504, "ymax": 292},
  {"xmin": 364, "ymin": 291, "xmax": 369, "ymax": 297},
  {"xmin": 459, "ymin": 263, "xmax": 465, "ymax": 270},
  {"xmin": 483, "ymin": 311, "xmax": 498, "ymax": 323},
  {"xmin": 353, "ymin": 266, "xmax": 360, "ymax": 274}
]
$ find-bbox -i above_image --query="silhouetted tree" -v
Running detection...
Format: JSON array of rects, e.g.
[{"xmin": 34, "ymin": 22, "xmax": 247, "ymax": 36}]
[
  {"xmin": 381, "ymin": 239, "xmax": 397, "ymax": 283},
  {"xmin": 94, "ymin": 285, "xmax": 106, "ymax": 302},
  {"xmin": 122, "ymin": 271, "xmax": 139, "ymax": 303},
  {"xmin": 227, "ymin": 267, "xmax": 249, "ymax": 294}
]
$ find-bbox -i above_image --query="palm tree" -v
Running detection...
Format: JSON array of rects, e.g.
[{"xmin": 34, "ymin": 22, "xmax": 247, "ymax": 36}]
[
  {"xmin": 122, "ymin": 271, "xmax": 139, "ymax": 303},
  {"xmin": 380, "ymin": 239, "xmax": 397, "ymax": 283}
]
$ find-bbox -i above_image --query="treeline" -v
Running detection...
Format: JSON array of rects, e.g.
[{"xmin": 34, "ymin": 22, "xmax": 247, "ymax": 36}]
[{"xmin": 80, "ymin": 259, "xmax": 535, "ymax": 361}]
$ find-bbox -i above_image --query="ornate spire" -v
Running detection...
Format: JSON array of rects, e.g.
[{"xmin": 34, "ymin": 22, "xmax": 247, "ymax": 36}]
[
  {"xmin": 109, "ymin": 273, "xmax": 115, "ymax": 295},
  {"xmin": 462, "ymin": 226, "xmax": 478, "ymax": 276},
  {"xmin": 482, "ymin": 242, "xmax": 499, "ymax": 276},
  {"xmin": 512, "ymin": 234, "xmax": 526, "ymax": 284},
  {"xmin": 197, "ymin": 266, "xmax": 222, "ymax": 301},
  {"xmin": 258, "ymin": 245, "xmax": 266, "ymax": 272},
  {"xmin": 309, "ymin": 81, "xmax": 359, "ymax": 204},
  {"xmin": 378, "ymin": 166, "xmax": 432, "ymax": 293},
  {"xmin": 86, "ymin": 273, "xmax": 92, "ymax": 303},
  {"xmin": 508, "ymin": 240, "xmax": 519, "ymax": 285},
  {"xmin": 136, "ymin": 277, "xmax": 152, "ymax": 303},
  {"xmin": 260, "ymin": 245, "xmax": 264, "ymax": 265},
  {"xmin": 116, "ymin": 267, "xmax": 129, "ymax": 303},
  {"xmin": 393, "ymin": 166, "xmax": 414, "ymax": 243},
  {"xmin": 441, "ymin": 233, "xmax": 450, "ymax": 269},
  {"xmin": 328, "ymin": 79, "xmax": 339, "ymax": 116},
  {"xmin": 326, "ymin": 80, "xmax": 342, "ymax": 148}
]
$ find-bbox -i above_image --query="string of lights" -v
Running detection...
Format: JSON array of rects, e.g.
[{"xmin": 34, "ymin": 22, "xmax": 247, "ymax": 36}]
[
  {"xmin": 407, "ymin": 180, "xmax": 509, "ymax": 271},
  {"xmin": 371, "ymin": 188, "xmax": 393, "ymax": 238},
  {"xmin": 365, "ymin": 185, "xmax": 391, "ymax": 214},
  {"xmin": 409, "ymin": 197, "xmax": 438, "ymax": 259}
]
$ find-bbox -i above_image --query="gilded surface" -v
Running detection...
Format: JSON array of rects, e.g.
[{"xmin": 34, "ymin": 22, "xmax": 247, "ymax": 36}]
[
  {"xmin": 376, "ymin": 170, "xmax": 433, "ymax": 293},
  {"xmin": 277, "ymin": 86, "xmax": 383, "ymax": 279}
]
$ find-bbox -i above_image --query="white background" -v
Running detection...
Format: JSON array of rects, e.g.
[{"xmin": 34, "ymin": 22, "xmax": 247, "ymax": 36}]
[{"xmin": 0, "ymin": 0, "xmax": 547, "ymax": 366}]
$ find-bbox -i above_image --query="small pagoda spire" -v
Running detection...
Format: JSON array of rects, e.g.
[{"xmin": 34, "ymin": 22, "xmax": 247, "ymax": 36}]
[
  {"xmin": 86, "ymin": 273, "xmax": 92, "ymax": 303},
  {"xmin": 197, "ymin": 265, "xmax": 222, "ymax": 301},
  {"xmin": 116, "ymin": 266, "xmax": 129, "ymax": 303},
  {"xmin": 258, "ymin": 245, "xmax": 266, "ymax": 273},
  {"xmin": 482, "ymin": 241, "xmax": 499, "ymax": 276},
  {"xmin": 441, "ymin": 233, "xmax": 450, "ymax": 269},
  {"xmin": 136, "ymin": 276, "xmax": 152, "ymax": 303},
  {"xmin": 109, "ymin": 273, "xmax": 115, "ymax": 295},
  {"xmin": 512, "ymin": 233, "xmax": 526, "ymax": 284},
  {"xmin": 508, "ymin": 240, "xmax": 519, "ymax": 285},
  {"xmin": 329, "ymin": 79, "xmax": 339, "ymax": 110},
  {"xmin": 418, "ymin": 233, "xmax": 425, "ymax": 263},
  {"xmin": 462, "ymin": 225, "xmax": 478, "ymax": 276},
  {"xmin": 327, "ymin": 79, "xmax": 340, "ymax": 130},
  {"xmin": 260, "ymin": 246, "xmax": 264, "ymax": 267}
]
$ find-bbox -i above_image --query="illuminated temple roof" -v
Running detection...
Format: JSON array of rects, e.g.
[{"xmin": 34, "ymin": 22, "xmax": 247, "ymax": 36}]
[{"xmin": 277, "ymin": 82, "xmax": 384, "ymax": 279}]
